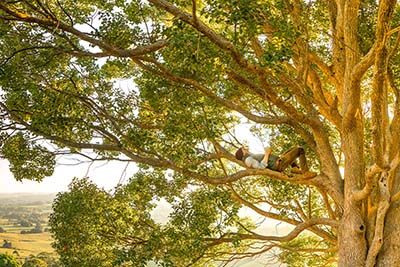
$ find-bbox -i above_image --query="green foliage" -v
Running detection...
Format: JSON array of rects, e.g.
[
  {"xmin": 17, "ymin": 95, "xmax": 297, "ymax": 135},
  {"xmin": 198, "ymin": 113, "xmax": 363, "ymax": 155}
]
[
  {"xmin": 0, "ymin": 133, "xmax": 55, "ymax": 181},
  {"xmin": 358, "ymin": 0, "xmax": 378, "ymax": 54},
  {"xmin": 49, "ymin": 178, "xmax": 153, "ymax": 267},
  {"xmin": 22, "ymin": 253, "xmax": 61, "ymax": 267},
  {"xmin": 0, "ymin": 254, "xmax": 21, "ymax": 267},
  {"xmin": 49, "ymin": 176, "xmax": 254, "ymax": 266},
  {"xmin": 22, "ymin": 258, "xmax": 48, "ymax": 267}
]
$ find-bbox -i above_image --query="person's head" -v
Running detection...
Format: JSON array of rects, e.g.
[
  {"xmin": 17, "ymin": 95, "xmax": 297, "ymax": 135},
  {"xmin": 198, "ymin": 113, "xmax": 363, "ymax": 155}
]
[{"xmin": 235, "ymin": 147, "xmax": 248, "ymax": 161}]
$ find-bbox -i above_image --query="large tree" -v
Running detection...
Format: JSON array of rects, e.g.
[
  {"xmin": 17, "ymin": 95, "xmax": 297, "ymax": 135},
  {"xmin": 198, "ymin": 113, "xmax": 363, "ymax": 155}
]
[{"xmin": 1, "ymin": 0, "xmax": 400, "ymax": 266}]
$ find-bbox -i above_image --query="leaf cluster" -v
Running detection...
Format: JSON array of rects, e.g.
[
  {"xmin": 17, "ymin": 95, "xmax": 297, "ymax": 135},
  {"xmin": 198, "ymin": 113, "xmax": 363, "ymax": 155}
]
[
  {"xmin": 0, "ymin": 132, "xmax": 55, "ymax": 181},
  {"xmin": 0, "ymin": 254, "xmax": 21, "ymax": 267}
]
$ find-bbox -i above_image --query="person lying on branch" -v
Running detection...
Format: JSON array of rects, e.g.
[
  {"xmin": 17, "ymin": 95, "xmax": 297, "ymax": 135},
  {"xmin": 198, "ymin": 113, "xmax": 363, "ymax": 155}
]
[{"xmin": 235, "ymin": 146, "xmax": 310, "ymax": 174}]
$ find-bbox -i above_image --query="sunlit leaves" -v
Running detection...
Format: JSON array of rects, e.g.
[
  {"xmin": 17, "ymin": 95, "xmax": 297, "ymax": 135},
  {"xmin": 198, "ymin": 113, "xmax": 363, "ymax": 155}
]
[
  {"xmin": 49, "ymin": 176, "xmax": 252, "ymax": 266},
  {"xmin": 0, "ymin": 254, "xmax": 21, "ymax": 267},
  {"xmin": 50, "ymin": 178, "xmax": 158, "ymax": 267},
  {"xmin": 97, "ymin": 10, "xmax": 141, "ymax": 49},
  {"xmin": 0, "ymin": 132, "xmax": 55, "ymax": 181}
]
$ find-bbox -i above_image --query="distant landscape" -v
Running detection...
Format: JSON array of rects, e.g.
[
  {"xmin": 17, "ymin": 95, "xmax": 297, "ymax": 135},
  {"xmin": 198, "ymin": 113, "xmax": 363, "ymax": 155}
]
[
  {"xmin": 0, "ymin": 193, "xmax": 57, "ymax": 262},
  {"xmin": 0, "ymin": 193, "xmax": 281, "ymax": 266}
]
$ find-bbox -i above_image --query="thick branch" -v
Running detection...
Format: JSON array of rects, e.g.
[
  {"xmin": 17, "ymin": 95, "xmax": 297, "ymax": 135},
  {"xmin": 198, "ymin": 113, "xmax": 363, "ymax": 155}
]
[
  {"xmin": 371, "ymin": 0, "xmax": 397, "ymax": 168},
  {"xmin": 365, "ymin": 172, "xmax": 391, "ymax": 267},
  {"xmin": 0, "ymin": 3, "xmax": 168, "ymax": 58},
  {"xmin": 206, "ymin": 218, "xmax": 338, "ymax": 244},
  {"xmin": 147, "ymin": 0, "xmax": 250, "ymax": 69},
  {"xmin": 229, "ymin": 185, "xmax": 337, "ymax": 244},
  {"xmin": 352, "ymin": 164, "xmax": 383, "ymax": 201}
]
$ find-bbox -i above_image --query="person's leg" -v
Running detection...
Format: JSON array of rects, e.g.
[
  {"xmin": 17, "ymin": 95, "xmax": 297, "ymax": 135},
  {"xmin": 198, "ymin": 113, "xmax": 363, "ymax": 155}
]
[{"xmin": 276, "ymin": 147, "xmax": 309, "ymax": 172}]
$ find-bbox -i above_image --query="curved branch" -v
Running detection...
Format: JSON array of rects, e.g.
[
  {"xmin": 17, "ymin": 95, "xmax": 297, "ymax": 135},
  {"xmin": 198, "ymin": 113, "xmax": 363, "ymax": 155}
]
[
  {"xmin": 0, "ymin": 3, "xmax": 168, "ymax": 58},
  {"xmin": 147, "ymin": 0, "xmax": 250, "ymax": 69},
  {"xmin": 0, "ymin": 45, "xmax": 54, "ymax": 68},
  {"xmin": 206, "ymin": 218, "xmax": 338, "ymax": 245},
  {"xmin": 1, "ymin": 99, "xmax": 318, "ymax": 188},
  {"xmin": 307, "ymin": 51, "xmax": 340, "ymax": 89},
  {"xmin": 365, "ymin": 172, "xmax": 391, "ymax": 267},
  {"xmin": 133, "ymin": 57, "xmax": 289, "ymax": 125},
  {"xmin": 229, "ymin": 184, "xmax": 337, "ymax": 244},
  {"xmin": 352, "ymin": 164, "xmax": 383, "ymax": 202}
]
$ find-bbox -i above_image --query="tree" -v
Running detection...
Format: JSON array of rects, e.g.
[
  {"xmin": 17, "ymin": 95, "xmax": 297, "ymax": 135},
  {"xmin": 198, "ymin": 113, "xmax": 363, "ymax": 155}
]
[
  {"xmin": 0, "ymin": 254, "xmax": 21, "ymax": 267},
  {"xmin": 24, "ymin": 253, "xmax": 62, "ymax": 267},
  {"xmin": 18, "ymin": 221, "xmax": 33, "ymax": 228},
  {"xmin": 1, "ymin": 0, "xmax": 400, "ymax": 266},
  {"xmin": 21, "ymin": 223, "xmax": 43, "ymax": 234},
  {"xmin": 22, "ymin": 258, "xmax": 48, "ymax": 267}
]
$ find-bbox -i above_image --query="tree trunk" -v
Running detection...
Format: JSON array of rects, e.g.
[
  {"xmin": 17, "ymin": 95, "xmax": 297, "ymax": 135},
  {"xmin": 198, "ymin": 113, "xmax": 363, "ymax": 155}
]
[
  {"xmin": 337, "ymin": 0, "xmax": 368, "ymax": 265},
  {"xmin": 338, "ymin": 124, "xmax": 367, "ymax": 266}
]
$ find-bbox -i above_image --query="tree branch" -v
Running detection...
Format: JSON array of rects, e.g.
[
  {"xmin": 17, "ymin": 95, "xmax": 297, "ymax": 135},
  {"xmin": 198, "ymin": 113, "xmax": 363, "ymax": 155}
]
[
  {"xmin": 0, "ymin": 3, "xmax": 168, "ymax": 58},
  {"xmin": 133, "ymin": 57, "xmax": 291, "ymax": 125},
  {"xmin": 352, "ymin": 164, "xmax": 383, "ymax": 202},
  {"xmin": 147, "ymin": 0, "xmax": 250, "ymax": 69},
  {"xmin": 365, "ymin": 172, "xmax": 391, "ymax": 267},
  {"xmin": 205, "ymin": 218, "xmax": 338, "ymax": 244},
  {"xmin": 229, "ymin": 184, "xmax": 337, "ymax": 244}
]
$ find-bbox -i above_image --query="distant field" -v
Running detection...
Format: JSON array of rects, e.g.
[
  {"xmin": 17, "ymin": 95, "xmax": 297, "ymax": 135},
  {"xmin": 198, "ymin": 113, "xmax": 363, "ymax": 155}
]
[
  {"xmin": 0, "ymin": 231, "xmax": 54, "ymax": 258},
  {"xmin": 0, "ymin": 193, "xmax": 56, "ymax": 259}
]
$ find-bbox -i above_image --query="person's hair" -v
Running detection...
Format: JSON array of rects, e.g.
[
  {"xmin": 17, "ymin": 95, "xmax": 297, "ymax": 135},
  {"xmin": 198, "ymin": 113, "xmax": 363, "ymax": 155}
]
[{"xmin": 235, "ymin": 148, "xmax": 244, "ymax": 160}]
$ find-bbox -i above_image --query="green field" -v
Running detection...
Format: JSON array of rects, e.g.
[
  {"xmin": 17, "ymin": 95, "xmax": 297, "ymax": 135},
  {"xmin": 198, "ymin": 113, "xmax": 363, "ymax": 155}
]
[
  {"xmin": 0, "ymin": 230, "xmax": 54, "ymax": 258},
  {"xmin": 0, "ymin": 193, "xmax": 57, "ymax": 260}
]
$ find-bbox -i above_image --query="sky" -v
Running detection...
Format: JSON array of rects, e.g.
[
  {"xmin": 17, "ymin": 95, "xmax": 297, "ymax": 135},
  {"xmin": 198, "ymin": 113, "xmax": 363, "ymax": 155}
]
[
  {"xmin": 0, "ymin": 158, "xmax": 138, "ymax": 193},
  {"xmin": 0, "ymin": 123, "xmax": 262, "ymax": 193}
]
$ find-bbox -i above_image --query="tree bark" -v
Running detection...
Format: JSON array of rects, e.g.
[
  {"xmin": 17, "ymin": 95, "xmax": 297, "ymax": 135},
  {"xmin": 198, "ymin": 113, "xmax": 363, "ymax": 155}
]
[
  {"xmin": 376, "ymin": 203, "xmax": 400, "ymax": 266},
  {"xmin": 376, "ymin": 166, "xmax": 400, "ymax": 266},
  {"xmin": 337, "ymin": 0, "xmax": 369, "ymax": 265}
]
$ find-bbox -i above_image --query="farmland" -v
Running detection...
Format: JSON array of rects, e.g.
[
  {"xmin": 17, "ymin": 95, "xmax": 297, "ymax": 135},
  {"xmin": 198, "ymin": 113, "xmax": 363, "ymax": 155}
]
[{"xmin": 0, "ymin": 193, "xmax": 57, "ymax": 261}]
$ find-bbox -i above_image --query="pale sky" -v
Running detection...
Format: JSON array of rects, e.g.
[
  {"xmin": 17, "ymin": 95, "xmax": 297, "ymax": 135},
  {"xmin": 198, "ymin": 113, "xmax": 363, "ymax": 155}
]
[{"xmin": 0, "ymin": 158, "xmax": 138, "ymax": 193}]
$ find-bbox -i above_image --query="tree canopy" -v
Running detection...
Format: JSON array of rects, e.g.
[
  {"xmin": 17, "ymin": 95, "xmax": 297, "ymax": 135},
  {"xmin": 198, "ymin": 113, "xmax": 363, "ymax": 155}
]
[
  {"xmin": 0, "ymin": 254, "xmax": 21, "ymax": 267},
  {"xmin": 1, "ymin": 0, "xmax": 400, "ymax": 266}
]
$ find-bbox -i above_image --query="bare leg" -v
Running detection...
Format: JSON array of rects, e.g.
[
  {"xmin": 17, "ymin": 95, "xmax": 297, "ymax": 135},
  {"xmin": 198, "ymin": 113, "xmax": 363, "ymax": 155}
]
[{"xmin": 276, "ymin": 147, "xmax": 309, "ymax": 172}]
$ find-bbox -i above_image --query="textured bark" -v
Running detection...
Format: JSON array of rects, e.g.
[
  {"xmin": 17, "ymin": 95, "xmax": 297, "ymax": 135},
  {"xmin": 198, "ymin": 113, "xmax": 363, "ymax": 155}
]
[
  {"xmin": 338, "ymin": 0, "xmax": 367, "ymax": 264},
  {"xmin": 376, "ymin": 203, "xmax": 400, "ymax": 266},
  {"xmin": 339, "ymin": 127, "xmax": 367, "ymax": 267}
]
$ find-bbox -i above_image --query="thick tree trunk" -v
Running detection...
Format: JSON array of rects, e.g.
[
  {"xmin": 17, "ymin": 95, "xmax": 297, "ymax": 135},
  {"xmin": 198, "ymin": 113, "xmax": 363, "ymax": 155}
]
[
  {"xmin": 338, "ymin": 127, "xmax": 367, "ymax": 267},
  {"xmin": 337, "ymin": 0, "xmax": 367, "ymax": 263},
  {"xmin": 338, "ymin": 207, "xmax": 366, "ymax": 266}
]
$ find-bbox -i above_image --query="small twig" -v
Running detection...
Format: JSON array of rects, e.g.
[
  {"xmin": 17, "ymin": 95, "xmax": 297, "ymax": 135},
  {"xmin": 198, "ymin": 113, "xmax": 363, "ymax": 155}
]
[{"xmin": 191, "ymin": 0, "xmax": 197, "ymax": 24}]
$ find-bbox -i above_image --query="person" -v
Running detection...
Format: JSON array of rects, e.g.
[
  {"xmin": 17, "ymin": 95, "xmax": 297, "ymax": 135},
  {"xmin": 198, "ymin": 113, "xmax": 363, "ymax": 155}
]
[{"xmin": 235, "ymin": 146, "xmax": 309, "ymax": 173}]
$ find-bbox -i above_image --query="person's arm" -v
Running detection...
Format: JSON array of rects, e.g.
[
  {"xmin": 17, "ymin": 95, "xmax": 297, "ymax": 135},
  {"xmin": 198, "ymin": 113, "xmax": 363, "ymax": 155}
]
[{"xmin": 262, "ymin": 147, "xmax": 272, "ymax": 165}]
